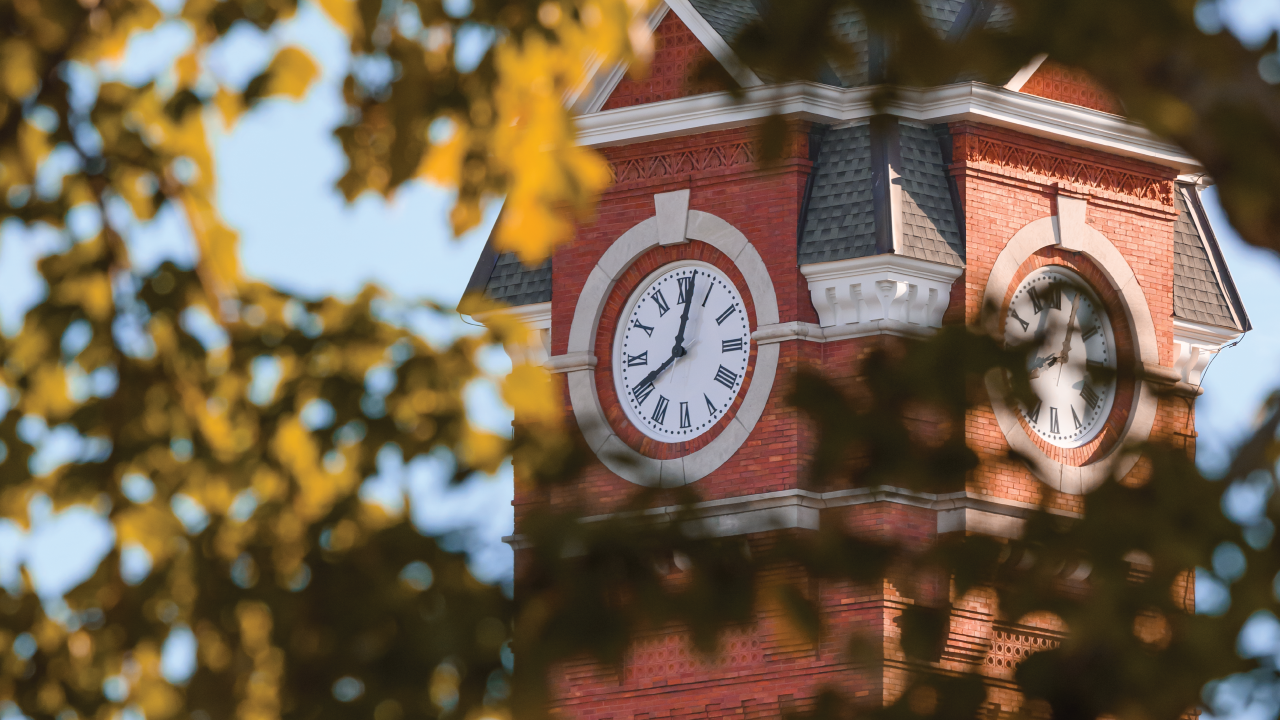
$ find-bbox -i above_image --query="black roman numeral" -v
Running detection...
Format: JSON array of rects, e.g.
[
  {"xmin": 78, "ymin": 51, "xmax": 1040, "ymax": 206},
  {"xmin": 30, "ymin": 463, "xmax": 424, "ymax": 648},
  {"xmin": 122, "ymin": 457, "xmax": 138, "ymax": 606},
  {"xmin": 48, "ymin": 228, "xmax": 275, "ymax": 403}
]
[
  {"xmin": 702, "ymin": 284, "xmax": 713, "ymax": 307},
  {"xmin": 626, "ymin": 351, "xmax": 648, "ymax": 367},
  {"xmin": 714, "ymin": 365, "xmax": 738, "ymax": 389},
  {"xmin": 652, "ymin": 395, "xmax": 669, "ymax": 425},
  {"xmin": 652, "ymin": 290, "xmax": 670, "ymax": 316},
  {"xmin": 1010, "ymin": 308, "xmax": 1030, "ymax": 332},
  {"xmin": 1081, "ymin": 324, "xmax": 1099, "ymax": 341},
  {"xmin": 715, "ymin": 305, "xmax": 737, "ymax": 325},
  {"xmin": 1029, "ymin": 286, "xmax": 1059, "ymax": 314},
  {"xmin": 633, "ymin": 380, "xmax": 654, "ymax": 406},
  {"xmin": 1049, "ymin": 407, "xmax": 1060, "ymax": 434},
  {"xmin": 1071, "ymin": 405, "xmax": 1082, "ymax": 430},
  {"xmin": 679, "ymin": 402, "xmax": 690, "ymax": 429},
  {"xmin": 677, "ymin": 275, "xmax": 695, "ymax": 305},
  {"xmin": 633, "ymin": 319, "xmax": 654, "ymax": 337},
  {"xmin": 705, "ymin": 393, "xmax": 718, "ymax": 417},
  {"xmin": 1029, "ymin": 287, "xmax": 1044, "ymax": 314},
  {"xmin": 722, "ymin": 338, "xmax": 744, "ymax": 352},
  {"xmin": 1027, "ymin": 400, "xmax": 1042, "ymax": 424},
  {"xmin": 1081, "ymin": 383, "xmax": 1100, "ymax": 410}
]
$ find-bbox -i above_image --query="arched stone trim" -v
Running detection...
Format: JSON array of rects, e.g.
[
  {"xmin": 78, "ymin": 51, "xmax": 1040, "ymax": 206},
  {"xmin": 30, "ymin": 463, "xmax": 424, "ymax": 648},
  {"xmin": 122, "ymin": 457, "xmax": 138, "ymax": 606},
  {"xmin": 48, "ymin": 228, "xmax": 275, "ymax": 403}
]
[
  {"xmin": 558, "ymin": 200, "xmax": 780, "ymax": 487},
  {"xmin": 981, "ymin": 203, "xmax": 1159, "ymax": 494}
]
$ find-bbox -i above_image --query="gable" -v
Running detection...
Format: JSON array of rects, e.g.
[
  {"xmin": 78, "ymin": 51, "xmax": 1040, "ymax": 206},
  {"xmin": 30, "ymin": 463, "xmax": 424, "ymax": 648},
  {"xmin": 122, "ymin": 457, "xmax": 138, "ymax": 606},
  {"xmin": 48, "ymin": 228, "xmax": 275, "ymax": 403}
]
[
  {"xmin": 1018, "ymin": 60, "xmax": 1122, "ymax": 115},
  {"xmin": 601, "ymin": 10, "xmax": 731, "ymax": 111}
]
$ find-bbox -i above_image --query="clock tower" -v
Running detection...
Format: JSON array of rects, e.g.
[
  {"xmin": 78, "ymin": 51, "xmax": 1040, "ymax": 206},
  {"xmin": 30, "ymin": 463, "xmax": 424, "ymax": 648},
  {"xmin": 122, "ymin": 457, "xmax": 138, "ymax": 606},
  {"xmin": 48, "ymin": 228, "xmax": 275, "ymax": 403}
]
[{"xmin": 466, "ymin": 1, "xmax": 1250, "ymax": 717}]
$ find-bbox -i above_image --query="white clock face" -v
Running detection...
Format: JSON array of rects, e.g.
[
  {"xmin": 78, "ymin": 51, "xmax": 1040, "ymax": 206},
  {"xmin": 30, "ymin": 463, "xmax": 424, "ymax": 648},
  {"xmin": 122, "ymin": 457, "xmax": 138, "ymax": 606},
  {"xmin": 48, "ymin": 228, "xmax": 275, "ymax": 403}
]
[
  {"xmin": 613, "ymin": 262, "xmax": 751, "ymax": 442},
  {"xmin": 1005, "ymin": 266, "xmax": 1118, "ymax": 449}
]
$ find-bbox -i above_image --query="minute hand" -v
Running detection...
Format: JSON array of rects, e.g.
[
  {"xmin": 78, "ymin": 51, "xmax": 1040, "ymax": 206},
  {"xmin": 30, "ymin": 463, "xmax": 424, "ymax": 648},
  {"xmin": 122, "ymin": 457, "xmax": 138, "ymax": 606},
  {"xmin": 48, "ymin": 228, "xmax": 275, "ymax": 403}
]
[
  {"xmin": 1057, "ymin": 291, "xmax": 1083, "ymax": 366},
  {"xmin": 671, "ymin": 272, "xmax": 697, "ymax": 355}
]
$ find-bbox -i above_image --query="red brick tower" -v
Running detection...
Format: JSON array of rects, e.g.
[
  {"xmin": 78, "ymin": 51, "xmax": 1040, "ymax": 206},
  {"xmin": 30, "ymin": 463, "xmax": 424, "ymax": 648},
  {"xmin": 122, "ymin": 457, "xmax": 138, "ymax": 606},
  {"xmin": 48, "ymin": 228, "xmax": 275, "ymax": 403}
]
[{"xmin": 467, "ymin": 2, "xmax": 1251, "ymax": 718}]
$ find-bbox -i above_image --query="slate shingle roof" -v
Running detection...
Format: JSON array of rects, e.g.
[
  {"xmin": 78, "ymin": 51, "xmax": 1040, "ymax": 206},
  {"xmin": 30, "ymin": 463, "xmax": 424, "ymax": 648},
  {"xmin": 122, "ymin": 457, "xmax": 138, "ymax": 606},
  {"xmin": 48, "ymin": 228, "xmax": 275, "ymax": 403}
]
[
  {"xmin": 687, "ymin": 0, "xmax": 758, "ymax": 48},
  {"xmin": 466, "ymin": 245, "xmax": 552, "ymax": 307},
  {"xmin": 1173, "ymin": 185, "xmax": 1248, "ymax": 331},
  {"xmin": 798, "ymin": 124, "xmax": 876, "ymax": 265},
  {"xmin": 680, "ymin": 0, "xmax": 1016, "ymax": 89},
  {"xmin": 799, "ymin": 121, "xmax": 962, "ymax": 267},
  {"xmin": 898, "ymin": 122, "xmax": 964, "ymax": 266}
]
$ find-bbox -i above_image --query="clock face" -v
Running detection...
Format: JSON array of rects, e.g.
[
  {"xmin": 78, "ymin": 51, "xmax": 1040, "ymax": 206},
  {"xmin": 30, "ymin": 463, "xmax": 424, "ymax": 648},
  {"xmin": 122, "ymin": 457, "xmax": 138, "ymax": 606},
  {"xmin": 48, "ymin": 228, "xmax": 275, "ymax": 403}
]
[
  {"xmin": 1004, "ymin": 266, "xmax": 1118, "ymax": 449},
  {"xmin": 614, "ymin": 262, "xmax": 751, "ymax": 442}
]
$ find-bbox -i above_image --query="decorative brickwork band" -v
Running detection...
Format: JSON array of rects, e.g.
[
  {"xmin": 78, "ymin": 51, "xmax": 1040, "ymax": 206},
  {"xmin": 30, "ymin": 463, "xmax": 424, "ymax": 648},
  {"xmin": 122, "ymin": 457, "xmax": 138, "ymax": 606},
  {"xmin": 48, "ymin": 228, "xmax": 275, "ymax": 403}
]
[
  {"xmin": 955, "ymin": 131, "xmax": 1175, "ymax": 207},
  {"xmin": 610, "ymin": 141, "xmax": 759, "ymax": 186},
  {"xmin": 984, "ymin": 625, "xmax": 1062, "ymax": 679}
]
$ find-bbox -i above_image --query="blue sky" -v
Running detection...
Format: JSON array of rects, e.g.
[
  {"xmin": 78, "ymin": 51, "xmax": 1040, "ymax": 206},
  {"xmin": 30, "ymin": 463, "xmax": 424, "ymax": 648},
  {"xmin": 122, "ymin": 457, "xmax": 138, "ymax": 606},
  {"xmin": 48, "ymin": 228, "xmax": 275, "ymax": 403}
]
[{"xmin": 0, "ymin": 0, "xmax": 1278, "ymax": 705}]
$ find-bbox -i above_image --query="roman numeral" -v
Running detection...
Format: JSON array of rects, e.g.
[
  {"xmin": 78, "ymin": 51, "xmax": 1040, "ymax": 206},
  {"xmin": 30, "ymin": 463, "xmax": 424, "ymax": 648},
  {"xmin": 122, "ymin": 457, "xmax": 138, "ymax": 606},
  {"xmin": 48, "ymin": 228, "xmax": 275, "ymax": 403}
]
[
  {"xmin": 705, "ymin": 393, "xmax": 718, "ymax": 417},
  {"xmin": 677, "ymin": 275, "xmax": 695, "ymax": 305},
  {"xmin": 1029, "ymin": 287, "xmax": 1044, "ymax": 314},
  {"xmin": 1010, "ymin": 308, "xmax": 1030, "ymax": 332},
  {"xmin": 651, "ymin": 395, "xmax": 669, "ymax": 425},
  {"xmin": 714, "ymin": 365, "xmax": 738, "ymax": 389},
  {"xmin": 1081, "ymin": 324, "xmax": 1099, "ymax": 341},
  {"xmin": 702, "ymin": 284, "xmax": 713, "ymax": 307},
  {"xmin": 633, "ymin": 319, "xmax": 654, "ymax": 337},
  {"xmin": 715, "ymin": 305, "xmax": 737, "ymax": 325},
  {"xmin": 1027, "ymin": 400, "xmax": 1042, "ymax": 424},
  {"xmin": 652, "ymin": 290, "xmax": 670, "ymax": 316},
  {"xmin": 722, "ymin": 338, "xmax": 744, "ymax": 353},
  {"xmin": 679, "ymin": 402, "xmax": 691, "ymax": 429},
  {"xmin": 633, "ymin": 380, "xmax": 655, "ymax": 406},
  {"xmin": 1071, "ymin": 405, "xmax": 1082, "ymax": 429},
  {"xmin": 1081, "ymin": 383, "xmax": 1100, "ymax": 410},
  {"xmin": 1029, "ymin": 286, "xmax": 1059, "ymax": 314},
  {"xmin": 1049, "ymin": 407, "xmax": 1060, "ymax": 435}
]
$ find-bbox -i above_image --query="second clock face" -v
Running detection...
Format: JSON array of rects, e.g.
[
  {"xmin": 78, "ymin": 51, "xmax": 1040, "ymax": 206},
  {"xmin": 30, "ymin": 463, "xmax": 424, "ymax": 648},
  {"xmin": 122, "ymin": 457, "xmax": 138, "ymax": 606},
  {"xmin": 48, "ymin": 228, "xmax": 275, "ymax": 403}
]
[
  {"xmin": 1005, "ymin": 266, "xmax": 1118, "ymax": 449},
  {"xmin": 614, "ymin": 262, "xmax": 751, "ymax": 443}
]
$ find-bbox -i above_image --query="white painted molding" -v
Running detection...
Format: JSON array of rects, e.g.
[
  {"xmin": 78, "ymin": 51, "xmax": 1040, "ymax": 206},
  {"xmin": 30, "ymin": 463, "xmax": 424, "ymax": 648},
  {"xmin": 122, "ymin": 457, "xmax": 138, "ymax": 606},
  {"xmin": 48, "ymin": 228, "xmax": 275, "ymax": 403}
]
[
  {"xmin": 663, "ymin": 0, "xmax": 764, "ymax": 89},
  {"xmin": 1003, "ymin": 53, "xmax": 1048, "ymax": 92},
  {"xmin": 471, "ymin": 301, "xmax": 552, "ymax": 365},
  {"xmin": 981, "ymin": 204, "xmax": 1161, "ymax": 494},
  {"xmin": 801, "ymin": 255, "xmax": 964, "ymax": 336},
  {"xmin": 575, "ymin": 81, "xmax": 1199, "ymax": 172},
  {"xmin": 1173, "ymin": 318, "xmax": 1241, "ymax": 387},
  {"xmin": 501, "ymin": 486, "xmax": 1081, "ymax": 547},
  {"xmin": 564, "ymin": 199, "xmax": 780, "ymax": 487}
]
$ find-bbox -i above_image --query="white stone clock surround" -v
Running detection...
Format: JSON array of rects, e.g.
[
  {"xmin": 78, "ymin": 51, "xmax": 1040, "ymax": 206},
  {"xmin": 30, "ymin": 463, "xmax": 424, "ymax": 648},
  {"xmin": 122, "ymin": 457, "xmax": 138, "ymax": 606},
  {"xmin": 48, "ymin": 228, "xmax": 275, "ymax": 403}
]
[
  {"xmin": 982, "ymin": 193, "xmax": 1161, "ymax": 494},
  {"xmin": 548, "ymin": 190, "xmax": 781, "ymax": 488}
]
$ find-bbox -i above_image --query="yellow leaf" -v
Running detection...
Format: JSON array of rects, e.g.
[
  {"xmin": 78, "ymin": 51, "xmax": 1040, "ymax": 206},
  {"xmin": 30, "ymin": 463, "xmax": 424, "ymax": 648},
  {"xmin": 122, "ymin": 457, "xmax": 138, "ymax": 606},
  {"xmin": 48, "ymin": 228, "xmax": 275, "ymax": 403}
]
[
  {"xmin": 214, "ymin": 88, "xmax": 244, "ymax": 129},
  {"xmin": 502, "ymin": 363, "xmax": 561, "ymax": 425},
  {"xmin": 263, "ymin": 46, "xmax": 319, "ymax": 100},
  {"xmin": 417, "ymin": 120, "xmax": 468, "ymax": 188},
  {"xmin": 461, "ymin": 429, "xmax": 506, "ymax": 473},
  {"xmin": 175, "ymin": 51, "xmax": 200, "ymax": 87},
  {"xmin": 312, "ymin": 0, "xmax": 360, "ymax": 34},
  {"xmin": 0, "ymin": 40, "xmax": 40, "ymax": 99},
  {"xmin": 22, "ymin": 364, "xmax": 75, "ymax": 421}
]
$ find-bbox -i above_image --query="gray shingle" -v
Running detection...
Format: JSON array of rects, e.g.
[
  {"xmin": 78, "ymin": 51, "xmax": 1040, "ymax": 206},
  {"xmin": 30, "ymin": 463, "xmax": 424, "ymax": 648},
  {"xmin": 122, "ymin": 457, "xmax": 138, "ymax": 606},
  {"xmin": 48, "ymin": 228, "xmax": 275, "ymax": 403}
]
[
  {"xmin": 799, "ymin": 124, "xmax": 877, "ymax": 265},
  {"xmin": 484, "ymin": 252, "xmax": 552, "ymax": 306},
  {"xmin": 829, "ymin": 6, "xmax": 871, "ymax": 87},
  {"xmin": 686, "ymin": 0, "xmax": 759, "ymax": 45},
  {"xmin": 916, "ymin": 0, "xmax": 966, "ymax": 36},
  {"xmin": 984, "ymin": 2, "xmax": 1016, "ymax": 32},
  {"xmin": 1173, "ymin": 188, "xmax": 1238, "ymax": 329},
  {"xmin": 898, "ymin": 122, "xmax": 963, "ymax": 266}
]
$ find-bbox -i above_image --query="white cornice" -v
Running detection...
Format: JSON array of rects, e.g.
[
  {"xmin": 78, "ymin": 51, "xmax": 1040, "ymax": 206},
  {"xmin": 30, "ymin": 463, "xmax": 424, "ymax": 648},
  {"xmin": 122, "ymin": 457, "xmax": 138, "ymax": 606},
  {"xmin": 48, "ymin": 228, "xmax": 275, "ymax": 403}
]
[
  {"xmin": 502, "ymin": 486, "xmax": 1082, "ymax": 548},
  {"xmin": 1173, "ymin": 317, "xmax": 1243, "ymax": 388},
  {"xmin": 800, "ymin": 254, "xmax": 965, "ymax": 334},
  {"xmin": 575, "ymin": 81, "xmax": 1199, "ymax": 172},
  {"xmin": 471, "ymin": 301, "xmax": 552, "ymax": 365}
]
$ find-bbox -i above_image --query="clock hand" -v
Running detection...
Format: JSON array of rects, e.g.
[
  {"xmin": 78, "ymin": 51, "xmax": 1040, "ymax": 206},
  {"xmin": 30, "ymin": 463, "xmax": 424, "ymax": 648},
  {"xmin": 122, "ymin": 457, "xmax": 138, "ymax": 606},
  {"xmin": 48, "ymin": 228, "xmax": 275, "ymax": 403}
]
[
  {"xmin": 670, "ymin": 271, "xmax": 697, "ymax": 358},
  {"xmin": 633, "ymin": 352, "xmax": 678, "ymax": 393},
  {"xmin": 1055, "ymin": 290, "xmax": 1083, "ymax": 385}
]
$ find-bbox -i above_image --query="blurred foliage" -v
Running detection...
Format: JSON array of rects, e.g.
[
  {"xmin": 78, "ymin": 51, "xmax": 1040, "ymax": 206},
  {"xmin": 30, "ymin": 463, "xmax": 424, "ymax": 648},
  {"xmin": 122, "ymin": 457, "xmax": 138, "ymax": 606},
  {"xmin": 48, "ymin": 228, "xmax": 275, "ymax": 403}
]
[{"xmin": 0, "ymin": 2, "xmax": 1279, "ymax": 720}]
